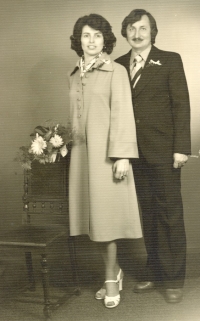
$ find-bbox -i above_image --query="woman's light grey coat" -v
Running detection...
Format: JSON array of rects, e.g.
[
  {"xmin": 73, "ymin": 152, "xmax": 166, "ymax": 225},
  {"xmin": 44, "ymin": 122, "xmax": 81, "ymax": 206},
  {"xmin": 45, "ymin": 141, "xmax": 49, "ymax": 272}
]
[{"xmin": 68, "ymin": 54, "xmax": 142, "ymax": 242}]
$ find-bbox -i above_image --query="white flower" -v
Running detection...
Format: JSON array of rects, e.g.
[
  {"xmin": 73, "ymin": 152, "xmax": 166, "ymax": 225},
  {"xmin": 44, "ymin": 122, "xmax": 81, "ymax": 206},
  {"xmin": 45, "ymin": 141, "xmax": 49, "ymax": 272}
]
[
  {"xmin": 50, "ymin": 134, "xmax": 63, "ymax": 147},
  {"xmin": 49, "ymin": 151, "xmax": 57, "ymax": 163},
  {"xmin": 149, "ymin": 59, "xmax": 162, "ymax": 66},
  {"xmin": 38, "ymin": 158, "xmax": 46, "ymax": 164},
  {"xmin": 31, "ymin": 133, "xmax": 47, "ymax": 155},
  {"xmin": 60, "ymin": 145, "xmax": 68, "ymax": 157}
]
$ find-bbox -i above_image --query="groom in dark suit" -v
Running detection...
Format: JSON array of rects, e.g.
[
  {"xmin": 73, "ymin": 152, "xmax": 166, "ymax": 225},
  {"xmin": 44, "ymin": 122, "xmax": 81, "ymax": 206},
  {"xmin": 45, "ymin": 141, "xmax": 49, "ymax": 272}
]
[{"xmin": 116, "ymin": 9, "xmax": 191, "ymax": 303}]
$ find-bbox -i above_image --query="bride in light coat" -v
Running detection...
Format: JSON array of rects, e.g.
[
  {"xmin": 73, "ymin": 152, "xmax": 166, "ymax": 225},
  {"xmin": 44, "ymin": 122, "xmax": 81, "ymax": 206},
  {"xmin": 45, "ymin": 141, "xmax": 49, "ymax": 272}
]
[{"xmin": 68, "ymin": 13, "xmax": 142, "ymax": 308}]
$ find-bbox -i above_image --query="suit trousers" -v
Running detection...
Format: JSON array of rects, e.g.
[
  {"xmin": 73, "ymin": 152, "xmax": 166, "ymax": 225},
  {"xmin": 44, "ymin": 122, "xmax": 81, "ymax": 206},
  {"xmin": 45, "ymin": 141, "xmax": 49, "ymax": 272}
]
[{"xmin": 132, "ymin": 158, "xmax": 186, "ymax": 288}]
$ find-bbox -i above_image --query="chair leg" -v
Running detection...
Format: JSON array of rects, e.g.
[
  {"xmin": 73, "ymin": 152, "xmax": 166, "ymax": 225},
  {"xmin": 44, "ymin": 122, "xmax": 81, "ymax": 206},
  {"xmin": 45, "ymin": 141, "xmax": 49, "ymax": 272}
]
[
  {"xmin": 68, "ymin": 236, "xmax": 81, "ymax": 295},
  {"xmin": 41, "ymin": 253, "xmax": 52, "ymax": 320},
  {"xmin": 25, "ymin": 251, "xmax": 35, "ymax": 291}
]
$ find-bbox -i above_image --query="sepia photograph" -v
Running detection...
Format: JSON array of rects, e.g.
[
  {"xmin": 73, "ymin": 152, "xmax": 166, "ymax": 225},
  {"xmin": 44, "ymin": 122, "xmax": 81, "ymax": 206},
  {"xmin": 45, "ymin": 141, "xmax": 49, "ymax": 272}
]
[{"xmin": 0, "ymin": 0, "xmax": 199, "ymax": 320}]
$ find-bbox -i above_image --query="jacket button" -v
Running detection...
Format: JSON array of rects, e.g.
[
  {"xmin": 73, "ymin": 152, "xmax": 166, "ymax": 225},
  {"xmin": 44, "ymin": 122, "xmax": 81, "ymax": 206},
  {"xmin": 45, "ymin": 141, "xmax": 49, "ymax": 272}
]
[
  {"xmin": 136, "ymin": 119, "xmax": 140, "ymax": 123},
  {"xmin": 77, "ymin": 114, "xmax": 81, "ymax": 118}
]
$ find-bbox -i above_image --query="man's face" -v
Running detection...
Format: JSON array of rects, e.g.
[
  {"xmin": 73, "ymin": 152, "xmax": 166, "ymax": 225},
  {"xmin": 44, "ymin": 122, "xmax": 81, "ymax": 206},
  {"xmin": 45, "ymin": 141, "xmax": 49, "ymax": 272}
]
[{"xmin": 126, "ymin": 15, "xmax": 151, "ymax": 52}]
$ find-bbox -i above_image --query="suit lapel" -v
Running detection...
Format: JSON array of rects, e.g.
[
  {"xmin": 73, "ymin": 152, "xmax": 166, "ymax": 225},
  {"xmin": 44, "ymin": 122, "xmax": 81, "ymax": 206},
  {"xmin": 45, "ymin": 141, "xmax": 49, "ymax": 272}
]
[{"xmin": 134, "ymin": 46, "xmax": 164, "ymax": 96}]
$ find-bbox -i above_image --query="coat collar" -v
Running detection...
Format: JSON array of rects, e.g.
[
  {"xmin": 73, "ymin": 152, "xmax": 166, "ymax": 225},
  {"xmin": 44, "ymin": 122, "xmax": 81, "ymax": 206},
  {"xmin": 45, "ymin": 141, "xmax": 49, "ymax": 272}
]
[
  {"xmin": 91, "ymin": 52, "xmax": 113, "ymax": 71},
  {"xmin": 70, "ymin": 53, "xmax": 113, "ymax": 76}
]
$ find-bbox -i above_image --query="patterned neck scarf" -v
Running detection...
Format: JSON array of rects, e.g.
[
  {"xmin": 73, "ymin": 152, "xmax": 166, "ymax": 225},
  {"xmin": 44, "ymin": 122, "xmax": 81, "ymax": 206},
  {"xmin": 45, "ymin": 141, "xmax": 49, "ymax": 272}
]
[{"xmin": 79, "ymin": 51, "xmax": 103, "ymax": 78}]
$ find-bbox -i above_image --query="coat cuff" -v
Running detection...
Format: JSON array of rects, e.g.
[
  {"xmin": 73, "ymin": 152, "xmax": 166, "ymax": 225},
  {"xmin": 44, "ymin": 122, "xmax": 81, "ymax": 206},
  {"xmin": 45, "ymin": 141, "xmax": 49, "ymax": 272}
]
[{"xmin": 108, "ymin": 141, "xmax": 138, "ymax": 158}]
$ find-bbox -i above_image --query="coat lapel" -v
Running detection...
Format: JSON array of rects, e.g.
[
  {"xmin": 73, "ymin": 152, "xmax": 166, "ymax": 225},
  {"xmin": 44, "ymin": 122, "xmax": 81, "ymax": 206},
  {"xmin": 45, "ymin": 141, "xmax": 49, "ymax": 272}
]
[{"xmin": 134, "ymin": 46, "xmax": 164, "ymax": 96}]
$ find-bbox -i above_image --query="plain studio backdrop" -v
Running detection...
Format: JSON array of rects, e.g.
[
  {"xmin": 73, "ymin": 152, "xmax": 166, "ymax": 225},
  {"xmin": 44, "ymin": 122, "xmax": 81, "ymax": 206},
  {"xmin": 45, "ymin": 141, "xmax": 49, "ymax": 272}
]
[{"xmin": 0, "ymin": 0, "xmax": 199, "ymax": 301}]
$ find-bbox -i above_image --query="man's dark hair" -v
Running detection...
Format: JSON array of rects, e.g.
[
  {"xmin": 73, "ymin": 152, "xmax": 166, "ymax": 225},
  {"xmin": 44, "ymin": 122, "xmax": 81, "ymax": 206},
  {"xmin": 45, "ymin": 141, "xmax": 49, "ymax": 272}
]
[
  {"xmin": 70, "ymin": 13, "xmax": 116, "ymax": 57},
  {"xmin": 121, "ymin": 9, "xmax": 158, "ymax": 44}
]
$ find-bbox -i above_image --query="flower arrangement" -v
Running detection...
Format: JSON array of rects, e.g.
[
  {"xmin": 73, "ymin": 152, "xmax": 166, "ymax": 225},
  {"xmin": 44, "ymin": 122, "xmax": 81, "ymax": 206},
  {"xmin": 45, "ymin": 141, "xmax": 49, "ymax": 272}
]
[{"xmin": 15, "ymin": 122, "xmax": 84, "ymax": 169}]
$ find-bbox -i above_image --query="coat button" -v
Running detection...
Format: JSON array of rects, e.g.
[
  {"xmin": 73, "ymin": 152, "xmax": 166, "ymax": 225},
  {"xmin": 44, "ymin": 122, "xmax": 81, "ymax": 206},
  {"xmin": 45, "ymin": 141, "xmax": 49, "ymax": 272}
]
[
  {"xmin": 136, "ymin": 119, "xmax": 140, "ymax": 123},
  {"xmin": 77, "ymin": 114, "xmax": 81, "ymax": 118}
]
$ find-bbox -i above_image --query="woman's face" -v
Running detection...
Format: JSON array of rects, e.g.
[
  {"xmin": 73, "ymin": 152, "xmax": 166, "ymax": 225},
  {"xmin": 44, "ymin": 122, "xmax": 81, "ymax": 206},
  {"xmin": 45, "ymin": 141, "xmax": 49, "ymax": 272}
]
[{"xmin": 81, "ymin": 25, "xmax": 104, "ymax": 60}]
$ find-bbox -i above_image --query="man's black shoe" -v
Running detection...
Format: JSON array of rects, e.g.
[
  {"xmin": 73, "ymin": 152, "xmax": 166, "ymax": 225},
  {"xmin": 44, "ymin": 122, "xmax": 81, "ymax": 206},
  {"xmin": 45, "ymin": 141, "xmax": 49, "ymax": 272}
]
[{"xmin": 165, "ymin": 288, "xmax": 183, "ymax": 303}]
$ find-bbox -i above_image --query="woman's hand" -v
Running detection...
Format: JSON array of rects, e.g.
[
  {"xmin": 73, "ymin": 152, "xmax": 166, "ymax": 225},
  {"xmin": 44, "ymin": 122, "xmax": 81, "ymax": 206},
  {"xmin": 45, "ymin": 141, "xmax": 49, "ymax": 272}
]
[{"xmin": 112, "ymin": 159, "xmax": 129, "ymax": 180}]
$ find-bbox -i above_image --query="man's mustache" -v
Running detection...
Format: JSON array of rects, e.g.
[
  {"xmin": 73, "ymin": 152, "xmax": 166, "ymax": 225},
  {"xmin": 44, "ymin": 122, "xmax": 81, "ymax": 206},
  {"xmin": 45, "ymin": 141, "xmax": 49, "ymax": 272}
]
[{"xmin": 132, "ymin": 37, "xmax": 143, "ymax": 41}]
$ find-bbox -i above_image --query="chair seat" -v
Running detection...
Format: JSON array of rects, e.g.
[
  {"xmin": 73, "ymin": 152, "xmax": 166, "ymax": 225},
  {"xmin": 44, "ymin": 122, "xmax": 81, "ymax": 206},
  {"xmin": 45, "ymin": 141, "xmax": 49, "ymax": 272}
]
[{"xmin": 0, "ymin": 225, "xmax": 67, "ymax": 248}]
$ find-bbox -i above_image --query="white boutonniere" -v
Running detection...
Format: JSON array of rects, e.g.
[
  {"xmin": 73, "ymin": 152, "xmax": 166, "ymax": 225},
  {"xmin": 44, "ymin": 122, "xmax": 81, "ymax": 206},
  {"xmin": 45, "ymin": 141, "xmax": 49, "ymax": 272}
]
[{"xmin": 147, "ymin": 59, "xmax": 162, "ymax": 67}]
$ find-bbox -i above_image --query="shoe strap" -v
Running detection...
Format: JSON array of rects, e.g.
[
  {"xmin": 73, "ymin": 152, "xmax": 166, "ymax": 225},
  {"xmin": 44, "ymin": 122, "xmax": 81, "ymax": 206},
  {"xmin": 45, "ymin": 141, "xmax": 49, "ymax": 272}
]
[
  {"xmin": 105, "ymin": 294, "xmax": 120, "ymax": 300},
  {"xmin": 105, "ymin": 280, "xmax": 118, "ymax": 284},
  {"xmin": 117, "ymin": 269, "xmax": 123, "ymax": 281}
]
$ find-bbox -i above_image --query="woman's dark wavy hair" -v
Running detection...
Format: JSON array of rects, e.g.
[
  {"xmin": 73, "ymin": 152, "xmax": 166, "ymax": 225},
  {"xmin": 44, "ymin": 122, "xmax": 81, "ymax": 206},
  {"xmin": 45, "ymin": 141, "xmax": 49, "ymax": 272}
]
[
  {"xmin": 121, "ymin": 9, "xmax": 158, "ymax": 44},
  {"xmin": 70, "ymin": 14, "xmax": 116, "ymax": 56}
]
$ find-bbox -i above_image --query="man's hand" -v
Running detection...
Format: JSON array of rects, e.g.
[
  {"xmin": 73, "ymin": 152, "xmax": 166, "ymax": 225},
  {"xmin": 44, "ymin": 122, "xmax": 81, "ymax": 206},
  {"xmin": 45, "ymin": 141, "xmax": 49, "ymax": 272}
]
[
  {"xmin": 112, "ymin": 159, "xmax": 129, "ymax": 180},
  {"xmin": 173, "ymin": 153, "xmax": 188, "ymax": 168}
]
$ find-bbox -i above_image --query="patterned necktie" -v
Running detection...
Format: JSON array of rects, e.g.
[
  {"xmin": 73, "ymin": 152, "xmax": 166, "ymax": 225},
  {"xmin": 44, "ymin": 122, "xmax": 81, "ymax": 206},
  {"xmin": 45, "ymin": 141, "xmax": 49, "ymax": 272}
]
[{"xmin": 130, "ymin": 55, "xmax": 143, "ymax": 88}]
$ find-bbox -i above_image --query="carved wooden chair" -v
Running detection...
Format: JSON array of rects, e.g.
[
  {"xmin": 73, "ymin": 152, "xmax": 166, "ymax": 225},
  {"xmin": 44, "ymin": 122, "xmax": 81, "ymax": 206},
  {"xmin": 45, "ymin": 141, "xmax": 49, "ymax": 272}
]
[{"xmin": 0, "ymin": 156, "xmax": 80, "ymax": 320}]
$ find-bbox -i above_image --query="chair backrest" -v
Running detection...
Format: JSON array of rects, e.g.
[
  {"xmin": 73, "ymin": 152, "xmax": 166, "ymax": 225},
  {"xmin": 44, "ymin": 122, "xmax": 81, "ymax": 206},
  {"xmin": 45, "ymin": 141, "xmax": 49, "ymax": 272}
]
[{"xmin": 22, "ymin": 155, "xmax": 70, "ymax": 228}]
